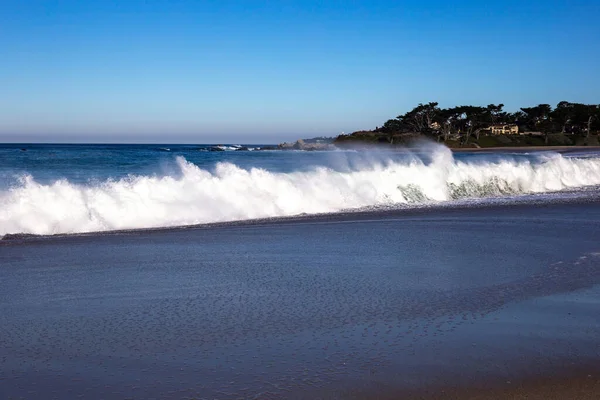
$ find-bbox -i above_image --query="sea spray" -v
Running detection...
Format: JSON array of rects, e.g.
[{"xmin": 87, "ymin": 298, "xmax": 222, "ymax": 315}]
[{"xmin": 1, "ymin": 146, "xmax": 600, "ymax": 236}]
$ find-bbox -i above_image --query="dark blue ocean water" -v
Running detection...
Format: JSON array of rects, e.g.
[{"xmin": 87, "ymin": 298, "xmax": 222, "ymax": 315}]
[
  {"xmin": 1, "ymin": 143, "xmax": 285, "ymax": 185},
  {"xmin": 1, "ymin": 143, "xmax": 600, "ymax": 237},
  {"xmin": 0, "ymin": 142, "xmax": 548, "ymax": 184}
]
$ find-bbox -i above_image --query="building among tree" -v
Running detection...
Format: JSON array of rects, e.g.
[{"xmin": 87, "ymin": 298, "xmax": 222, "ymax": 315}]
[
  {"xmin": 429, "ymin": 121, "xmax": 441, "ymax": 130},
  {"xmin": 487, "ymin": 124, "xmax": 518, "ymax": 135}
]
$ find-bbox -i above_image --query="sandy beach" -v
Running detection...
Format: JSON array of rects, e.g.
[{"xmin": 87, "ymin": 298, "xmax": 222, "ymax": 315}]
[{"xmin": 1, "ymin": 200, "xmax": 599, "ymax": 399}]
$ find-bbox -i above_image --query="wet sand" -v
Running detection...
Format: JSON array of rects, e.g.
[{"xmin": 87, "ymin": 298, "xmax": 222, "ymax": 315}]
[
  {"xmin": 340, "ymin": 372, "xmax": 600, "ymax": 399},
  {"xmin": 425, "ymin": 375, "xmax": 600, "ymax": 400},
  {"xmin": 1, "ymin": 202, "xmax": 600, "ymax": 399}
]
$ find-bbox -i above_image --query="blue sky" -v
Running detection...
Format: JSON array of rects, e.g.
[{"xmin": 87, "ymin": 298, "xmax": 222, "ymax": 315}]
[{"xmin": 1, "ymin": 0, "xmax": 599, "ymax": 143}]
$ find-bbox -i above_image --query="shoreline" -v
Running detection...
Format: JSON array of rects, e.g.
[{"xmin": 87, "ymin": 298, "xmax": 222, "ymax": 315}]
[
  {"xmin": 4, "ymin": 141, "xmax": 600, "ymax": 153},
  {"xmin": 451, "ymin": 145, "xmax": 600, "ymax": 152},
  {"xmin": 3, "ymin": 192, "xmax": 599, "ymax": 243}
]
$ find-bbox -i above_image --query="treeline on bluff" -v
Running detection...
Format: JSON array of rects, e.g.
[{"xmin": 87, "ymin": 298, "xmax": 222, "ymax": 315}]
[{"xmin": 335, "ymin": 102, "xmax": 600, "ymax": 148}]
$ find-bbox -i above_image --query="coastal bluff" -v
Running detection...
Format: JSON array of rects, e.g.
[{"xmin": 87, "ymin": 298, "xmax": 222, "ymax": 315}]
[{"xmin": 277, "ymin": 138, "xmax": 335, "ymax": 151}]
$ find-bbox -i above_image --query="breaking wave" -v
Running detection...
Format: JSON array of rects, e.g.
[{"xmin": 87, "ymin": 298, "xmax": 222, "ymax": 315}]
[{"xmin": 1, "ymin": 146, "xmax": 600, "ymax": 236}]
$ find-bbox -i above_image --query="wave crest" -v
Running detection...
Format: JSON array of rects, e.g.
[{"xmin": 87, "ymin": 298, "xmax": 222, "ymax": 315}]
[{"xmin": 1, "ymin": 148, "xmax": 600, "ymax": 236}]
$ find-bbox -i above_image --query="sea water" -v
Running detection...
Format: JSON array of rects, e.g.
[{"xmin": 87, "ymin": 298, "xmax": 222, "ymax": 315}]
[{"xmin": 1, "ymin": 142, "xmax": 600, "ymax": 237}]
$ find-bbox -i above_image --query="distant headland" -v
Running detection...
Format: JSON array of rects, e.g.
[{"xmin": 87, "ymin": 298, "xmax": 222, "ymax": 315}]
[{"xmin": 280, "ymin": 101, "xmax": 600, "ymax": 150}]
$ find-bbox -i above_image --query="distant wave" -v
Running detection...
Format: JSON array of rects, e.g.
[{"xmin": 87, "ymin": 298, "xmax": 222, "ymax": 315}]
[
  {"xmin": 1, "ymin": 146, "xmax": 600, "ymax": 236},
  {"xmin": 197, "ymin": 145, "xmax": 261, "ymax": 151}
]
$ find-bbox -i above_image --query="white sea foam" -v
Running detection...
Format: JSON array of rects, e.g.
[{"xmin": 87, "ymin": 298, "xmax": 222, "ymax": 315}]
[
  {"xmin": 1, "ymin": 146, "xmax": 600, "ymax": 236},
  {"xmin": 215, "ymin": 145, "xmax": 241, "ymax": 151}
]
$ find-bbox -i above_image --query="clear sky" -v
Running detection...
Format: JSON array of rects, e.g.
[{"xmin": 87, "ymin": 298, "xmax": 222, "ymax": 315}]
[{"xmin": 1, "ymin": 0, "xmax": 599, "ymax": 143}]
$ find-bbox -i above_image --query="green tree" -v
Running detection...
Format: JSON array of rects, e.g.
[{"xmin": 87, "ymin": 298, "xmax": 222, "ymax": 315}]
[
  {"xmin": 397, "ymin": 102, "xmax": 441, "ymax": 134},
  {"xmin": 436, "ymin": 106, "xmax": 479, "ymax": 143},
  {"xmin": 551, "ymin": 101, "xmax": 575, "ymax": 133},
  {"xmin": 459, "ymin": 105, "xmax": 488, "ymax": 142},
  {"xmin": 436, "ymin": 107, "xmax": 462, "ymax": 142},
  {"xmin": 486, "ymin": 104, "xmax": 505, "ymax": 124},
  {"xmin": 381, "ymin": 118, "xmax": 404, "ymax": 133},
  {"xmin": 585, "ymin": 105, "xmax": 600, "ymax": 138},
  {"xmin": 521, "ymin": 104, "xmax": 553, "ymax": 144}
]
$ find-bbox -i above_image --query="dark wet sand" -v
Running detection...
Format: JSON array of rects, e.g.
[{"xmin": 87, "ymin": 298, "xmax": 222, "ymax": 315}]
[
  {"xmin": 1, "ymin": 202, "xmax": 600, "ymax": 399},
  {"xmin": 342, "ymin": 372, "xmax": 600, "ymax": 399},
  {"xmin": 431, "ymin": 375, "xmax": 600, "ymax": 400}
]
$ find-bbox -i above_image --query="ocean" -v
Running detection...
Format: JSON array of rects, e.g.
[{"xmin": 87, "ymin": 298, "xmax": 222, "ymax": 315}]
[
  {"xmin": 1, "ymin": 142, "xmax": 600, "ymax": 237},
  {"xmin": 1, "ymin": 143, "xmax": 600, "ymax": 399}
]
